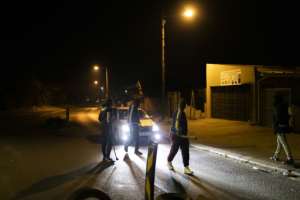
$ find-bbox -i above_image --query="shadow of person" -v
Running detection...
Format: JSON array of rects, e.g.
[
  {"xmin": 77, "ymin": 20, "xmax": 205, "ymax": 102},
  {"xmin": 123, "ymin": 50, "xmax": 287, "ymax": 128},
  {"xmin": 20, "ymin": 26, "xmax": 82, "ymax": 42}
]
[
  {"xmin": 156, "ymin": 177, "xmax": 191, "ymax": 200},
  {"xmin": 182, "ymin": 174, "xmax": 241, "ymax": 200},
  {"xmin": 123, "ymin": 154, "xmax": 145, "ymax": 191},
  {"xmin": 12, "ymin": 161, "xmax": 114, "ymax": 200},
  {"xmin": 292, "ymin": 160, "xmax": 300, "ymax": 169}
]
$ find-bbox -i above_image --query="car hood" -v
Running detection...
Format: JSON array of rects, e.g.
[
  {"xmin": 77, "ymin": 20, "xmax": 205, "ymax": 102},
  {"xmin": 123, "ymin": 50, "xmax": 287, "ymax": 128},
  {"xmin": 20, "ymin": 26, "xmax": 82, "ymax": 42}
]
[{"xmin": 140, "ymin": 118, "xmax": 154, "ymax": 127}]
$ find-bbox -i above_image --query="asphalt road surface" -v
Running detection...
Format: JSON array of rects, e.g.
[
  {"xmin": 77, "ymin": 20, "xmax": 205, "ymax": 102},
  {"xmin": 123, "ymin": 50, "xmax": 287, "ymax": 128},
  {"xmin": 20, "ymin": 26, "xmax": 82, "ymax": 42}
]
[{"xmin": 1, "ymin": 107, "xmax": 300, "ymax": 200}]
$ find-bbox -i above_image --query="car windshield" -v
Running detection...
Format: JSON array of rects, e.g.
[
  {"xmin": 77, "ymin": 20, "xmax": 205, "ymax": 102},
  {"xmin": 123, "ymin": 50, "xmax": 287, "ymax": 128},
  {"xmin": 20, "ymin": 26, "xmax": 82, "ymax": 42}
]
[
  {"xmin": 118, "ymin": 109, "xmax": 128, "ymax": 120},
  {"xmin": 117, "ymin": 109, "xmax": 149, "ymax": 120},
  {"xmin": 139, "ymin": 110, "xmax": 149, "ymax": 119}
]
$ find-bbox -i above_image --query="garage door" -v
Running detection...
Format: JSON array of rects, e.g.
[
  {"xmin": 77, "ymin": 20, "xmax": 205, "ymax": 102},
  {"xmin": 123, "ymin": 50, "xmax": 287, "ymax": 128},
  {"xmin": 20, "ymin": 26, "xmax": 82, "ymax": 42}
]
[{"xmin": 211, "ymin": 85, "xmax": 251, "ymax": 121}]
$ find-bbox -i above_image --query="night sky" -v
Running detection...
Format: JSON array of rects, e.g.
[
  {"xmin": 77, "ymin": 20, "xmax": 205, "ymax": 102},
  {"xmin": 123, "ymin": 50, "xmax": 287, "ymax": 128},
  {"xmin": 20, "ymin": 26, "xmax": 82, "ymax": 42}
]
[{"xmin": 1, "ymin": 1, "xmax": 300, "ymax": 97}]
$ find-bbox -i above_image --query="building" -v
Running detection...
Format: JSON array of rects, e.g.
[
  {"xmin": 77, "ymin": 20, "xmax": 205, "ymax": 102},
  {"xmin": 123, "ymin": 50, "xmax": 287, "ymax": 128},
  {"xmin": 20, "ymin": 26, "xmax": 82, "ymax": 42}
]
[{"xmin": 206, "ymin": 64, "xmax": 300, "ymax": 130}]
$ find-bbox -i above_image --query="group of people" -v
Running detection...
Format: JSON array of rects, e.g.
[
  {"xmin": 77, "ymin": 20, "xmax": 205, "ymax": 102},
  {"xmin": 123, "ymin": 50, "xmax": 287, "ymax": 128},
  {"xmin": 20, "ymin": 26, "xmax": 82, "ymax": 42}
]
[
  {"xmin": 98, "ymin": 99, "xmax": 142, "ymax": 161},
  {"xmin": 98, "ymin": 98, "xmax": 194, "ymax": 175}
]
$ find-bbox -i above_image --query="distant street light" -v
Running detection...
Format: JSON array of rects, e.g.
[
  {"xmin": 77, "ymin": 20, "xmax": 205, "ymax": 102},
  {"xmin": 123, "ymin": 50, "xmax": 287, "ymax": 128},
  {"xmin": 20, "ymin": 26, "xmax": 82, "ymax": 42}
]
[
  {"xmin": 161, "ymin": 4, "xmax": 197, "ymax": 115},
  {"xmin": 92, "ymin": 65, "xmax": 109, "ymax": 98},
  {"xmin": 93, "ymin": 65, "xmax": 99, "ymax": 71},
  {"xmin": 94, "ymin": 80, "xmax": 99, "ymax": 85}
]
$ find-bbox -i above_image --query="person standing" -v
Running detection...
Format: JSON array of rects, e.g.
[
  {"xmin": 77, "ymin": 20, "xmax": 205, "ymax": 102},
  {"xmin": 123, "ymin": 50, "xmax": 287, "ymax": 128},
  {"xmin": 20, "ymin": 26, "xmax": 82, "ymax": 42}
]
[
  {"xmin": 124, "ymin": 99, "xmax": 143, "ymax": 155},
  {"xmin": 167, "ymin": 99, "xmax": 193, "ymax": 175},
  {"xmin": 270, "ymin": 94, "xmax": 294, "ymax": 165},
  {"xmin": 99, "ymin": 99, "xmax": 115, "ymax": 162}
]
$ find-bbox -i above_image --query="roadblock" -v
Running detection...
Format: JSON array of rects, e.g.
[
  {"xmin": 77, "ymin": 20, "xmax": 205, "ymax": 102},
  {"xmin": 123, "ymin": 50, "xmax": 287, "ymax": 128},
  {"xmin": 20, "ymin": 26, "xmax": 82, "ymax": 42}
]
[{"xmin": 145, "ymin": 142, "xmax": 158, "ymax": 200}]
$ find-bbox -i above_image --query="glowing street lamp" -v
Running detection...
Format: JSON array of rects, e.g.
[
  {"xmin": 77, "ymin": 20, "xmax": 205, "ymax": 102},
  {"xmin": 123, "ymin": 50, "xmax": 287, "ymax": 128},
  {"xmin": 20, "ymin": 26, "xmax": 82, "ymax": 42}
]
[
  {"xmin": 92, "ymin": 65, "xmax": 109, "ymax": 98},
  {"xmin": 161, "ymin": 4, "xmax": 198, "ymax": 115},
  {"xmin": 182, "ymin": 7, "xmax": 195, "ymax": 18},
  {"xmin": 93, "ymin": 65, "xmax": 99, "ymax": 71},
  {"xmin": 94, "ymin": 80, "xmax": 99, "ymax": 85}
]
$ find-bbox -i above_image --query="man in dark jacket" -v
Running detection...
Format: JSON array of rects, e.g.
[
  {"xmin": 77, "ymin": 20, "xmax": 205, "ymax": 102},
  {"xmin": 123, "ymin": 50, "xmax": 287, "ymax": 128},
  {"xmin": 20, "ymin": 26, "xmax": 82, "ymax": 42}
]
[
  {"xmin": 99, "ymin": 99, "xmax": 115, "ymax": 162},
  {"xmin": 124, "ymin": 99, "xmax": 142, "ymax": 155},
  {"xmin": 270, "ymin": 94, "xmax": 294, "ymax": 165},
  {"xmin": 167, "ymin": 99, "xmax": 193, "ymax": 175}
]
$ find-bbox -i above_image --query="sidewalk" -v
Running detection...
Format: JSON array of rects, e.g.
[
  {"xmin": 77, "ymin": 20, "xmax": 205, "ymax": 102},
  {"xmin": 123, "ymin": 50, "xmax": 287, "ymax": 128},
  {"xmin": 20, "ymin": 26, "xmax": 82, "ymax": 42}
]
[{"xmin": 163, "ymin": 118, "xmax": 300, "ymax": 176}]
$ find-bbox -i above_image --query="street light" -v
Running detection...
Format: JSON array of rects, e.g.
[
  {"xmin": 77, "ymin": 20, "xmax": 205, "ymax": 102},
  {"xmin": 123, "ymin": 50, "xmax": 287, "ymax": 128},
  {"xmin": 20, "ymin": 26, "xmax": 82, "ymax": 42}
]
[
  {"xmin": 94, "ymin": 80, "xmax": 99, "ymax": 85},
  {"xmin": 182, "ymin": 7, "xmax": 195, "ymax": 18},
  {"xmin": 161, "ymin": 4, "xmax": 197, "ymax": 115},
  {"xmin": 92, "ymin": 65, "xmax": 109, "ymax": 98},
  {"xmin": 93, "ymin": 65, "xmax": 99, "ymax": 71}
]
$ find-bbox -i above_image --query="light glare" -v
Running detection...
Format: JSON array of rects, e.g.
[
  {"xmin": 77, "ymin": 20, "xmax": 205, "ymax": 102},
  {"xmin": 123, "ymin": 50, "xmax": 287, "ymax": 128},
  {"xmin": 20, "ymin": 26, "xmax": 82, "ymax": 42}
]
[
  {"xmin": 121, "ymin": 124, "xmax": 130, "ymax": 133},
  {"xmin": 154, "ymin": 133, "xmax": 161, "ymax": 140},
  {"xmin": 152, "ymin": 123, "xmax": 160, "ymax": 132},
  {"xmin": 93, "ymin": 65, "xmax": 99, "ymax": 71}
]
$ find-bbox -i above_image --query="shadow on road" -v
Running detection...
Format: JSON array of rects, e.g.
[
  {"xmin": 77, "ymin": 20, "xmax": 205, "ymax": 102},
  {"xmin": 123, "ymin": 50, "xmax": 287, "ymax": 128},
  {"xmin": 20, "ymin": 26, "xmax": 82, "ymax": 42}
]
[
  {"xmin": 12, "ymin": 161, "xmax": 114, "ymax": 200},
  {"xmin": 123, "ymin": 154, "xmax": 145, "ymax": 191},
  {"xmin": 293, "ymin": 160, "xmax": 300, "ymax": 169},
  {"xmin": 86, "ymin": 134, "xmax": 102, "ymax": 144},
  {"xmin": 176, "ymin": 173, "xmax": 242, "ymax": 200}
]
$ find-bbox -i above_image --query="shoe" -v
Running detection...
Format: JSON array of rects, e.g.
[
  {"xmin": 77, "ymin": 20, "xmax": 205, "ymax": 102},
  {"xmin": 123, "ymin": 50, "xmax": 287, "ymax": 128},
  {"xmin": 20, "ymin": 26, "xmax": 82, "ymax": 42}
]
[
  {"xmin": 124, "ymin": 146, "xmax": 128, "ymax": 153},
  {"xmin": 135, "ymin": 150, "xmax": 143, "ymax": 155},
  {"xmin": 107, "ymin": 157, "xmax": 114, "ymax": 162},
  {"xmin": 270, "ymin": 156, "xmax": 279, "ymax": 161},
  {"xmin": 184, "ymin": 166, "xmax": 194, "ymax": 175},
  {"xmin": 102, "ymin": 157, "xmax": 108, "ymax": 162},
  {"xmin": 284, "ymin": 158, "xmax": 294, "ymax": 165},
  {"xmin": 167, "ymin": 162, "xmax": 174, "ymax": 171}
]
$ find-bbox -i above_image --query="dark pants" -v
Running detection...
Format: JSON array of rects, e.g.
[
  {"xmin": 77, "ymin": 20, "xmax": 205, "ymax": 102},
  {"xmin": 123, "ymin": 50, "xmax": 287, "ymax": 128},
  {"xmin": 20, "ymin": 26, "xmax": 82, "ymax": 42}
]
[
  {"xmin": 125, "ymin": 124, "xmax": 140, "ymax": 151},
  {"xmin": 167, "ymin": 136, "xmax": 190, "ymax": 167},
  {"xmin": 102, "ymin": 126, "xmax": 113, "ymax": 159}
]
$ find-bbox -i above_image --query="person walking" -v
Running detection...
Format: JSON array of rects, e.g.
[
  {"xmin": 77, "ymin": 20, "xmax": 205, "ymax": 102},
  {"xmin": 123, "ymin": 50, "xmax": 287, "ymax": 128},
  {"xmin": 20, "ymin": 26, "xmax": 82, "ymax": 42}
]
[
  {"xmin": 270, "ymin": 94, "xmax": 294, "ymax": 165},
  {"xmin": 167, "ymin": 99, "xmax": 193, "ymax": 175},
  {"xmin": 124, "ymin": 99, "xmax": 143, "ymax": 155},
  {"xmin": 99, "ymin": 99, "xmax": 115, "ymax": 162}
]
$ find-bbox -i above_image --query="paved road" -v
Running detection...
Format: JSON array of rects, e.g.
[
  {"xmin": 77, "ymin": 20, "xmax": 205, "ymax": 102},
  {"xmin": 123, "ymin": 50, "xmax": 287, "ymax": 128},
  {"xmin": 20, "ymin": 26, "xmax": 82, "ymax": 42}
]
[{"xmin": 1, "ymin": 107, "xmax": 300, "ymax": 200}]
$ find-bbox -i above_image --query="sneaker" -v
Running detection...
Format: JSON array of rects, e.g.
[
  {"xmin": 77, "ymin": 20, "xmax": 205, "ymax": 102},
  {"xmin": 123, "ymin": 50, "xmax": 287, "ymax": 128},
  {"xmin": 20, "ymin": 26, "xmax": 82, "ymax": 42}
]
[
  {"xmin": 107, "ymin": 157, "xmax": 114, "ymax": 162},
  {"xmin": 167, "ymin": 162, "xmax": 174, "ymax": 171},
  {"xmin": 124, "ymin": 146, "xmax": 128, "ymax": 153},
  {"xmin": 135, "ymin": 150, "xmax": 143, "ymax": 155},
  {"xmin": 102, "ymin": 157, "xmax": 108, "ymax": 162},
  {"xmin": 270, "ymin": 156, "xmax": 279, "ymax": 161},
  {"xmin": 284, "ymin": 159, "xmax": 294, "ymax": 166},
  {"xmin": 184, "ymin": 166, "xmax": 194, "ymax": 175}
]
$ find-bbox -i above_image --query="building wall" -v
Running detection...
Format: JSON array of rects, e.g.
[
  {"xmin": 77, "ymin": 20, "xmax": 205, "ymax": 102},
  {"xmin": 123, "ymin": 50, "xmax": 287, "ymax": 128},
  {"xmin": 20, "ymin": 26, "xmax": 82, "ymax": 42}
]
[{"xmin": 206, "ymin": 64, "xmax": 256, "ymax": 120}]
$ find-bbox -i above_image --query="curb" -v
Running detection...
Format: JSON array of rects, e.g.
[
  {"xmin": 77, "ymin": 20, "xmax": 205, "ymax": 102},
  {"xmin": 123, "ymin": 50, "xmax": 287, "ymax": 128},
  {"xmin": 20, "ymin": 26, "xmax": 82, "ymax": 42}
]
[{"xmin": 191, "ymin": 143, "xmax": 300, "ymax": 177}]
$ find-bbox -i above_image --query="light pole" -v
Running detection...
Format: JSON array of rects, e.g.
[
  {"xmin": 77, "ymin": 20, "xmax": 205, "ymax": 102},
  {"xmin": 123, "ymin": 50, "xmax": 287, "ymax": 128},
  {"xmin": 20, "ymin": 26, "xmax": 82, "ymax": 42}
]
[
  {"xmin": 93, "ymin": 65, "xmax": 109, "ymax": 99},
  {"xmin": 161, "ymin": 5, "xmax": 196, "ymax": 115},
  {"xmin": 161, "ymin": 18, "xmax": 166, "ymax": 111}
]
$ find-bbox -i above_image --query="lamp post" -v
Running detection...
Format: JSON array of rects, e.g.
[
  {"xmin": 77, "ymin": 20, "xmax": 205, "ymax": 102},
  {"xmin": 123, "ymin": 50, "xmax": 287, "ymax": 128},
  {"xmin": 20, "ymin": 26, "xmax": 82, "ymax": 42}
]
[
  {"xmin": 161, "ymin": 5, "xmax": 196, "ymax": 115},
  {"xmin": 93, "ymin": 65, "xmax": 109, "ymax": 99}
]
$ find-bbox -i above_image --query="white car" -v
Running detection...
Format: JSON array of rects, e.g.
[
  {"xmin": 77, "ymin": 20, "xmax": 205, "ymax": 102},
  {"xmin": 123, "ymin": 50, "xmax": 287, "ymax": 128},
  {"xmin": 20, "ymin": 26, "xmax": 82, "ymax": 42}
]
[{"xmin": 113, "ymin": 107, "xmax": 161, "ymax": 143}]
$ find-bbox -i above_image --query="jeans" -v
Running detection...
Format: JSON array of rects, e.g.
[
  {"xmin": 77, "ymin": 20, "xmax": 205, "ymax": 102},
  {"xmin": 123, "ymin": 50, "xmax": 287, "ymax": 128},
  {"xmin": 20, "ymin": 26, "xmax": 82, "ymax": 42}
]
[{"xmin": 274, "ymin": 133, "xmax": 293, "ymax": 159}]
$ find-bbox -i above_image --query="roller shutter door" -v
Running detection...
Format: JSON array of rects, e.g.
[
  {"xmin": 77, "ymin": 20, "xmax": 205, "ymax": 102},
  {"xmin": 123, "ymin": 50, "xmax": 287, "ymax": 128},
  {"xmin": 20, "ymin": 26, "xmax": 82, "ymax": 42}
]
[{"xmin": 211, "ymin": 85, "xmax": 250, "ymax": 121}]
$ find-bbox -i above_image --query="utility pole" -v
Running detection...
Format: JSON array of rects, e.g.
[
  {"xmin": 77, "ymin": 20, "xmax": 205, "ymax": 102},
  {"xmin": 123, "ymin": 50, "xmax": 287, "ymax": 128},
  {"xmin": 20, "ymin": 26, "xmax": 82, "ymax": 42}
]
[
  {"xmin": 105, "ymin": 67, "xmax": 109, "ymax": 98},
  {"xmin": 161, "ymin": 18, "xmax": 166, "ymax": 115}
]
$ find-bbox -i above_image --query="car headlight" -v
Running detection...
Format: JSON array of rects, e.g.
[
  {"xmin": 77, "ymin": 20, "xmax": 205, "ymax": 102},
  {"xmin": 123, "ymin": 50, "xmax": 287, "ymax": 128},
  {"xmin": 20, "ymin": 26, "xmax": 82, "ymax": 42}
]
[
  {"xmin": 122, "ymin": 133, "xmax": 129, "ymax": 141},
  {"xmin": 152, "ymin": 123, "xmax": 159, "ymax": 132},
  {"xmin": 154, "ymin": 133, "xmax": 161, "ymax": 140},
  {"xmin": 121, "ymin": 124, "xmax": 130, "ymax": 133}
]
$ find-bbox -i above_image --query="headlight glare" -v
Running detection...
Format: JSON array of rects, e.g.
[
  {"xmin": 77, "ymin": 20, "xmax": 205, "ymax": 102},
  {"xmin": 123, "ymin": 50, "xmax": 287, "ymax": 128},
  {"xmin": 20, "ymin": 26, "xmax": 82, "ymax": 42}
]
[
  {"xmin": 152, "ymin": 123, "xmax": 159, "ymax": 132},
  {"xmin": 121, "ymin": 124, "xmax": 130, "ymax": 133}
]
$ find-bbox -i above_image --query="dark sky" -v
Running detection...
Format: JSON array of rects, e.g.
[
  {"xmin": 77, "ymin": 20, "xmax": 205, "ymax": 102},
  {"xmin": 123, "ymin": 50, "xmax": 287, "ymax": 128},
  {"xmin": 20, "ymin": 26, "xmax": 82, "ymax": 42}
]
[{"xmin": 1, "ymin": 0, "xmax": 300, "ymax": 97}]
